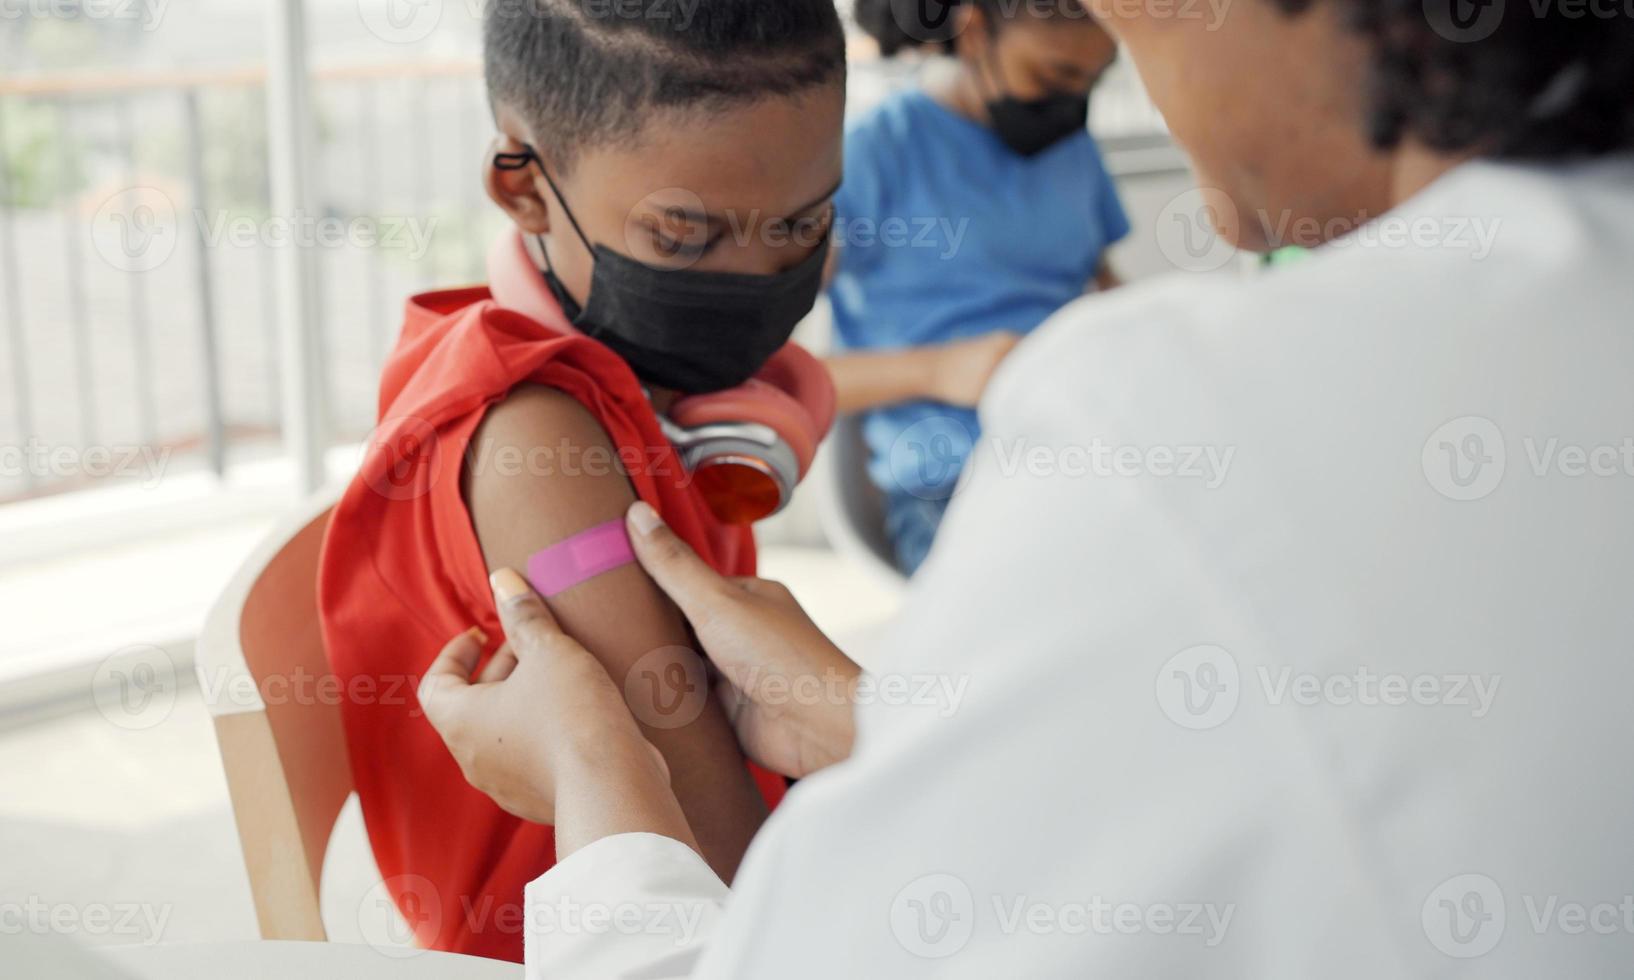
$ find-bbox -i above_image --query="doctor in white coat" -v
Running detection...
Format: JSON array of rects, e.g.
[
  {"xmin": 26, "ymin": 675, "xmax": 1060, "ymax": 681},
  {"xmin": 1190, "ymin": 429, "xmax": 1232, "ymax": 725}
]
[{"xmin": 417, "ymin": 0, "xmax": 1634, "ymax": 975}]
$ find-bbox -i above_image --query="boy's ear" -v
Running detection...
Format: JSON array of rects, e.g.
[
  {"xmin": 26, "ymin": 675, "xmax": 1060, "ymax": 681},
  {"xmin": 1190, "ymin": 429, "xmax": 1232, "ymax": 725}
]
[{"xmin": 484, "ymin": 134, "xmax": 552, "ymax": 235}]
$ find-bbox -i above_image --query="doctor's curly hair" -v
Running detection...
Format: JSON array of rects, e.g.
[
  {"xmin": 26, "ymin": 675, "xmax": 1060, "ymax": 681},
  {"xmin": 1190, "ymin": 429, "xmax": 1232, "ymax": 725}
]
[{"xmin": 1276, "ymin": 0, "xmax": 1634, "ymax": 160}]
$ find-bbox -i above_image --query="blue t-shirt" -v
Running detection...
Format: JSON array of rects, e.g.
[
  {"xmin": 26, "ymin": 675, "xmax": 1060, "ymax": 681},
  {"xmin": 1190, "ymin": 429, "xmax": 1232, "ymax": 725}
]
[{"xmin": 829, "ymin": 88, "xmax": 1130, "ymax": 500}]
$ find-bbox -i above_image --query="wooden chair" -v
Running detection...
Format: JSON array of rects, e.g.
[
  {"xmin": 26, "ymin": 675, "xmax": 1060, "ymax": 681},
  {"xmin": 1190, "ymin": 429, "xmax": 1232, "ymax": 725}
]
[{"xmin": 198, "ymin": 490, "xmax": 350, "ymax": 941}]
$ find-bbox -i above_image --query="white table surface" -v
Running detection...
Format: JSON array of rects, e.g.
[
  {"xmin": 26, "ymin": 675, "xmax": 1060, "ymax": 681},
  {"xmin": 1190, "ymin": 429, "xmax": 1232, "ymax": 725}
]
[{"xmin": 100, "ymin": 940, "xmax": 522, "ymax": 979}]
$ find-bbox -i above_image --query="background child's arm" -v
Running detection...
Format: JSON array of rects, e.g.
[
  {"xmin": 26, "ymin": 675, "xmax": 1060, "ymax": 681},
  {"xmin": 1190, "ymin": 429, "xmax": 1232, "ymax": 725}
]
[
  {"xmin": 825, "ymin": 331, "xmax": 1021, "ymax": 413},
  {"xmin": 1093, "ymin": 257, "xmax": 1122, "ymax": 292},
  {"xmin": 463, "ymin": 384, "xmax": 769, "ymax": 882}
]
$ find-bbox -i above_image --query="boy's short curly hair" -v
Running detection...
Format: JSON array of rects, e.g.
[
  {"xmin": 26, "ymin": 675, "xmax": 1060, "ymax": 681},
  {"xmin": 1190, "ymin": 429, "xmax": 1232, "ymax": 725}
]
[
  {"xmin": 1277, "ymin": 0, "xmax": 1634, "ymax": 160},
  {"xmin": 485, "ymin": 0, "xmax": 847, "ymax": 172}
]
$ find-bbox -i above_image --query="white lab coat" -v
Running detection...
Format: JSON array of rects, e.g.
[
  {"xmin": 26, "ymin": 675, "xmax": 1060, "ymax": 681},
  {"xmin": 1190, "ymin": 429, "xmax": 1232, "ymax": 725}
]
[{"xmin": 523, "ymin": 157, "xmax": 1634, "ymax": 977}]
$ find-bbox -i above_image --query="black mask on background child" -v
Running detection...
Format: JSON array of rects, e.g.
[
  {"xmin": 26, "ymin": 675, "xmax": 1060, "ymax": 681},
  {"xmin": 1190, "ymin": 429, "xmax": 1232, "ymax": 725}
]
[
  {"xmin": 977, "ymin": 50, "xmax": 1090, "ymax": 158},
  {"xmin": 495, "ymin": 147, "xmax": 830, "ymax": 395},
  {"xmin": 986, "ymin": 90, "xmax": 1091, "ymax": 157}
]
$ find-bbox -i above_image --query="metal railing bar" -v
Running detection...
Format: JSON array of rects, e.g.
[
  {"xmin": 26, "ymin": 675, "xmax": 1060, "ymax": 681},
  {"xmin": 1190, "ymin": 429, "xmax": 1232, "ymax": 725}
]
[
  {"xmin": 182, "ymin": 89, "xmax": 226, "ymax": 477},
  {"xmin": 266, "ymin": 0, "xmax": 328, "ymax": 493},
  {"xmin": 117, "ymin": 100, "xmax": 158, "ymax": 447},
  {"xmin": 0, "ymin": 104, "xmax": 38, "ymax": 493},
  {"xmin": 56, "ymin": 98, "xmax": 97, "ymax": 450},
  {"xmin": 462, "ymin": 81, "xmax": 484, "ymax": 284},
  {"xmin": 360, "ymin": 79, "xmax": 386, "ymax": 367},
  {"xmin": 412, "ymin": 76, "xmax": 431, "ymax": 276},
  {"xmin": 256, "ymin": 128, "xmax": 280, "ymax": 424}
]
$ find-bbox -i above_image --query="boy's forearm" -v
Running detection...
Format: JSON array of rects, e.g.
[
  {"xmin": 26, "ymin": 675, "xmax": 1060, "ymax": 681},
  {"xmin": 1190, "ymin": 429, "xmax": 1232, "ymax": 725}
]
[
  {"xmin": 825, "ymin": 348, "xmax": 941, "ymax": 414},
  {"xmin": 637, "ymin": 690, "xmax": 768, "ymax": 881},
  {"xmin": 536, "ymin": 569, "xmax": 769, "ymax": 883}
]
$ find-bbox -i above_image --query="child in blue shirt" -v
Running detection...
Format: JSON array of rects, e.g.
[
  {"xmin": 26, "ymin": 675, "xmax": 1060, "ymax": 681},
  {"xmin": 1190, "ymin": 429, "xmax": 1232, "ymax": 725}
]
[{"xmin": 831, "ymin": 0, "xmax": 1130, "ymax": 574}]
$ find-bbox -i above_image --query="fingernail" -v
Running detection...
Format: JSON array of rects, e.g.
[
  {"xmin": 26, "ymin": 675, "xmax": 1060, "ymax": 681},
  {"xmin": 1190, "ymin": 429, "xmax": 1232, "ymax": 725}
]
[
  {"xmin": 466, "ymin": 625, "xmax": 489, "ymax": 646},
  {"xmin": 490, "ymin": 568, "xmax": 531, "ymax": 606},
  {"xmin": 628, "ymin": 500, "xmax": 662, "ymax": 536}
]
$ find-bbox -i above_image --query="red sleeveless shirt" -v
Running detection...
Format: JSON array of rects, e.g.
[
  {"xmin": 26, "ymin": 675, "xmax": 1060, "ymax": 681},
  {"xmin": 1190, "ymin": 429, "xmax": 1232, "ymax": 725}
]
[{"xmin": 318, "ymin": 234, "xmax": 785, "ymax": 961}]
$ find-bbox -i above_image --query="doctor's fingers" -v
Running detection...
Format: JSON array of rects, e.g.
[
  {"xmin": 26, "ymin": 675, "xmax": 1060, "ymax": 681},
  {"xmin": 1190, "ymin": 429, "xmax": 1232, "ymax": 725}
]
[
  {"xmin": 477, "ymin": 641, "xmax": 519, "ymax": 683},
  {"xmin": 625, "ymin": 502, "xmax": 732, "ymax": 622},
  {"xmin": 488, "ymin": 568, "xmax": 581, "ymax": 661},
  {"xmin": 486, "ymin": 569, "xmax": 630, "ymax": 705},
  {"xmin": 418, "ymin": 626, "xmax": 485, "ymax": 722}
]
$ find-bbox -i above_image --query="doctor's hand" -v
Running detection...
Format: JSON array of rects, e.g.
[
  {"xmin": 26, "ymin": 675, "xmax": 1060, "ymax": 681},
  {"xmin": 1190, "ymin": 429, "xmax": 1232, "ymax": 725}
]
[
  {"xmin": 418, "ymin": 569, "xmax": 673, "ymax": 828},
  {"xmin": 626, "ymin": 502, "xmax": 859, "ymax": 778}
]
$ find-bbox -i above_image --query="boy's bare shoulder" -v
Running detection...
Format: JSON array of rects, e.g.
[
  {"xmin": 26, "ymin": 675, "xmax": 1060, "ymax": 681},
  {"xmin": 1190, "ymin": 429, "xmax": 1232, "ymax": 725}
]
[
  {"xmin": 482, "ymin": 382, "xmax": 608, "ymax": 446},
  {"xmin": 464, "ymin": 383, "xmax": 635, "ymax": 569}
]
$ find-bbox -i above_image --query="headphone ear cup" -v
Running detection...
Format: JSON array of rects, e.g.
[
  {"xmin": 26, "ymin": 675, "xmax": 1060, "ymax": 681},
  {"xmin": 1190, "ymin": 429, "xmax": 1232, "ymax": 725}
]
[
  {"xmin": 754, "ymin": 344, "xmax": 836, "ymax": 444},
  {"xmin": 668, "ymin": 379, "xmax": 819, "ymax": 478},
  {"xmin": 667, "ymin": 343, "xmax": 836, "ymax": 482}
]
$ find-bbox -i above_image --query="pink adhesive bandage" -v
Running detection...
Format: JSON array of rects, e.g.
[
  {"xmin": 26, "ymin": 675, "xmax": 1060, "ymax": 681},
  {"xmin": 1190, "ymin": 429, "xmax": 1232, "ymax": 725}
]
[{"xmin": 524, "ymin": 518, "xmax": 637, "ymax": 598}]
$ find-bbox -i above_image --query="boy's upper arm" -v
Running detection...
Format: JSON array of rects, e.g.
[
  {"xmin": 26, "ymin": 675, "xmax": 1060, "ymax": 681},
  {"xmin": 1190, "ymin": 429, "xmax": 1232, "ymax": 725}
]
[
  {"xmin": 463, "ymin": 385, "xmax": 692, "ymax": 684},
  {"xmin": 464, "ymin": 385, "xmax": 770, "ymax": 879}
]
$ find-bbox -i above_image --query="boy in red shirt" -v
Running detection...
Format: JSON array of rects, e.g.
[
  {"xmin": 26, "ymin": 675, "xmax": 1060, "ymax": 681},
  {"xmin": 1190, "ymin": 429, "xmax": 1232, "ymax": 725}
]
[{"xmin": 318, "ymin": 0, "xmax": 846, "ymax": 961}]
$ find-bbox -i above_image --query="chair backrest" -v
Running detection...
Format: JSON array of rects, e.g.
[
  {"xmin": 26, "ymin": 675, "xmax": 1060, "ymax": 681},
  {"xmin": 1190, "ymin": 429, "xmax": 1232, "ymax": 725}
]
[
  {"xmin": 197, "ymin": 491, "xmax": 351, "ymax": 941},
  {"xmin": 813, "ymin": 412, "xmax": 907, "ymax": 589}
]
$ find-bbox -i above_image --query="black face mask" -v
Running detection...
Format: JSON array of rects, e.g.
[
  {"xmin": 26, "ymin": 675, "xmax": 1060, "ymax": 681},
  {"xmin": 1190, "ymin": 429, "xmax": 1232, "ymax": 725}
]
[
  {"xmin": 986, "ymin": 91, "xmax": 1091, "ymax": 157},
  {"xmin": 495, "ymin": 148, "xmax": 831, "ymax": 394},
  {"xmin": 978, "ymin": 53, "xmax": 1090, "ymax": 158}
]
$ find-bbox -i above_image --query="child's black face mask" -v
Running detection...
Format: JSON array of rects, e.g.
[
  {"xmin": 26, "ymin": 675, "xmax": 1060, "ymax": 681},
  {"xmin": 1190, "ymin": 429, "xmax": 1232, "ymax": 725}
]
[
  {"xmin": 978, "ymin": 50, "xmax": 1091, "ymax": 158},
  {"xmin": 495, "ymin": 147, "xmax": 830, "ymax": 395},
  {"xmin": 986, "ymin": 90, "xmax": 1090, "ymax": 157}
]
